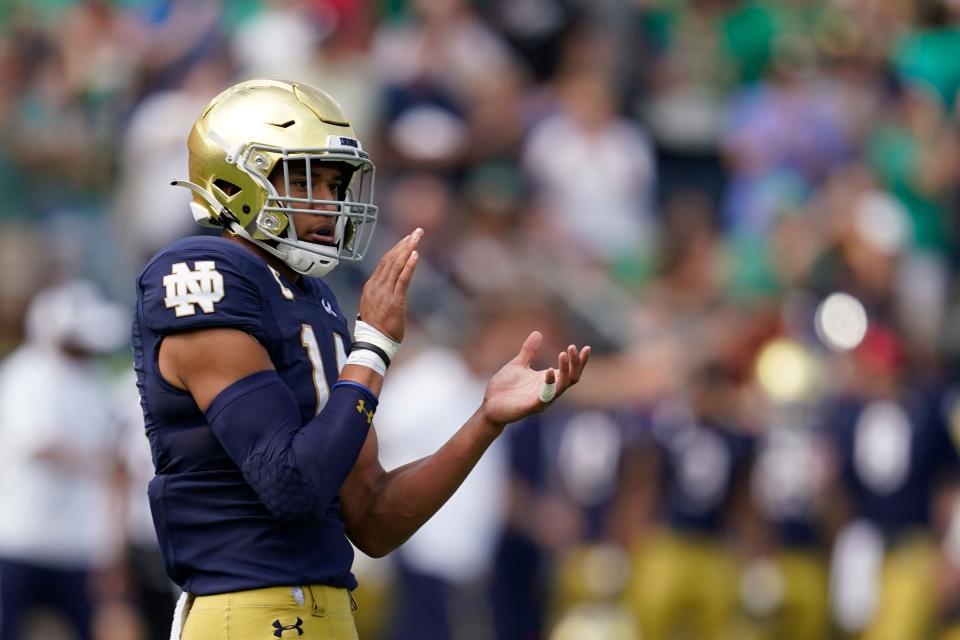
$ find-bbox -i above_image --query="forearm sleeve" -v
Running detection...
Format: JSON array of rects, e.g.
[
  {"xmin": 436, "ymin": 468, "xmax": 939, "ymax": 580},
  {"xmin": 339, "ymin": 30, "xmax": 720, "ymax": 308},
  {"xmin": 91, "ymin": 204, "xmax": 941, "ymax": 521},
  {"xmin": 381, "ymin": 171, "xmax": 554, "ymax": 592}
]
[{"xmin": 204, "ymin": 370, "xmax": 376, "ymax": 521}]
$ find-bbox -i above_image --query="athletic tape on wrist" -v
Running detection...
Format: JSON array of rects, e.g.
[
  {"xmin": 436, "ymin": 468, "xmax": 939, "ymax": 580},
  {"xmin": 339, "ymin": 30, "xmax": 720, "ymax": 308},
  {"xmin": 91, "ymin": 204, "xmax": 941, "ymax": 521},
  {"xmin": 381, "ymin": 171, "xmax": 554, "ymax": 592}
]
[
  {"xmin": 353, "ymin": 319, "xmax": 401, "ymax": 361},
  {"xmin": 346, "ymin": 348, "xmax": 387, "ymax": 376},
  {"xmin": 351, "ymin": 341, "xmax": 391, "ymax": 368}
]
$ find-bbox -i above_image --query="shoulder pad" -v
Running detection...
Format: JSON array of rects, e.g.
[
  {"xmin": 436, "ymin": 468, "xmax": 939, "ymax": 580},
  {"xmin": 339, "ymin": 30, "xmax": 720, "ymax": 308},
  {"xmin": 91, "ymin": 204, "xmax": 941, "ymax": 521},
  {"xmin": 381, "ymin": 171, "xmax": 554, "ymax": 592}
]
[{"xmin": 137, "ymin": 237, "xmax": 267, "ymax": 342}]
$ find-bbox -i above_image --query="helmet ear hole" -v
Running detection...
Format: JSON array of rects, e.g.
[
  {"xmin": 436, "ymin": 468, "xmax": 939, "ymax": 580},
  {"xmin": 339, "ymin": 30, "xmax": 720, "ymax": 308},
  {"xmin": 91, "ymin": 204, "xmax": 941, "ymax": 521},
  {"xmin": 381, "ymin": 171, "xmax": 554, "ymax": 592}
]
[{"xmin": 213, "ymin": 179, "xmax": 241, "ymax": 197}]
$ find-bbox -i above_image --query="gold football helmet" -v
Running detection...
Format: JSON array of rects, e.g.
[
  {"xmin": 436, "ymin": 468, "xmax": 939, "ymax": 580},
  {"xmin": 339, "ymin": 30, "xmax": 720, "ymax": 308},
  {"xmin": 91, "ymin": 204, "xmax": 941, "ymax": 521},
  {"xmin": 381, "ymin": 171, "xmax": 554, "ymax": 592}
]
[{"xmin": 174, "ymin": 78, "xmax": 377, "ymax": 277}]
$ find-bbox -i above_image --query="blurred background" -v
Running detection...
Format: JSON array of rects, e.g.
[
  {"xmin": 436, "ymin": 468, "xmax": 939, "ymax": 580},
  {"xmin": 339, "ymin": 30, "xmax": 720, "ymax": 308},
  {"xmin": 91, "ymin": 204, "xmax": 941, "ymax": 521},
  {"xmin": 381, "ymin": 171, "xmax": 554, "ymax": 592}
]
[{"xmin": 1, "ymin": 0, "xmax": 960, "ymax": 639}]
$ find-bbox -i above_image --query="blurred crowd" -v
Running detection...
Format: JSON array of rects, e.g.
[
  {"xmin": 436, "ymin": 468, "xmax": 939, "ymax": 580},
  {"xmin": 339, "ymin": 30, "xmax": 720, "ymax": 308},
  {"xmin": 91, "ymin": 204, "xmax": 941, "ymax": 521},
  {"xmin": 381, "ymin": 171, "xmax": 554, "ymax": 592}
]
[{"xmin": 1, "ymin": 0, "xmax": 960, "ymax": 638}]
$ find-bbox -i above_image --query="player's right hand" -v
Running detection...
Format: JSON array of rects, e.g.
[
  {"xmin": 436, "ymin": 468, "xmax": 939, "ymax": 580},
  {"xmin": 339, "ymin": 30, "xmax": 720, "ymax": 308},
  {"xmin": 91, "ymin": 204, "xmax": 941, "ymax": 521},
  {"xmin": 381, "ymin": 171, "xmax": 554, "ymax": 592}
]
[{"xmin": 357, "ymin": 228, "xmax": 422, "ymax": 342}]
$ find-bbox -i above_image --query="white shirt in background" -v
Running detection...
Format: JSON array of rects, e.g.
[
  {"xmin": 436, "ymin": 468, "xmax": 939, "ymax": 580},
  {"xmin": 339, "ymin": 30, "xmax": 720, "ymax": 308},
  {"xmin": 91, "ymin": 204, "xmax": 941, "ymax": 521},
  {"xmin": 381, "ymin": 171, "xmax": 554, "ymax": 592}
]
[
  {"xmin": 375, "ymin": 347, "xmax": 507, "ymax": 584},
  {"xmin": 0, "ymin": 345, "xmax": 122, "ymax": 569}
]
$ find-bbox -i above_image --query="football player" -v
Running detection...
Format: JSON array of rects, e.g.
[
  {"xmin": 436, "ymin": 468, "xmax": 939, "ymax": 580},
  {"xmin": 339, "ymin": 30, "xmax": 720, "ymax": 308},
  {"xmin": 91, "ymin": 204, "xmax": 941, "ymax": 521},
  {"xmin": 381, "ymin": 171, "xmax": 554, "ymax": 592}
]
[
  {"xmin": 824, "ymin": 325, "xmax": 957, "ymax": 640},
  {"xmin": 621, "ymin": 362, "xmax": 755, "ymax": 640},
  {"xmin": 749, "ymin": 411, "xmax": 832, "ymax": 640},
  {"xmin": 131, "ymin": 78, "xmax": 590, "ymax": 639}
]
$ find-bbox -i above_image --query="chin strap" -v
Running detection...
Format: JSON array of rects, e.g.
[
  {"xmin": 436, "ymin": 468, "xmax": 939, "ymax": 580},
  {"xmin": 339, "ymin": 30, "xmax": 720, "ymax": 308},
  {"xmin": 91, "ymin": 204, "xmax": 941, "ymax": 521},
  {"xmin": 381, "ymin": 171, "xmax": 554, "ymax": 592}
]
[
  {"xmin": 283, "ymin": 246, "xmax": 338, "ymax": 277},
  {"xmin": 226, "ymin": 218, "xmax": 339, "ymax": 278},
  {"xmin": 252, "ymin": 217, "xmax": 340, "ymax": 278}
]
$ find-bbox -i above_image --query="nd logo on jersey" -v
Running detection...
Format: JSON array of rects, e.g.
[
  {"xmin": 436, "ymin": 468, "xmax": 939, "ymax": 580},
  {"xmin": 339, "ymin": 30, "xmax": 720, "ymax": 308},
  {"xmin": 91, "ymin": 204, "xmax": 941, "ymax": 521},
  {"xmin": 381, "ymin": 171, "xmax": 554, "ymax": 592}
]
[{"xmin": 163, "ymin": 261, "xmax": 225, "ymax": 317}]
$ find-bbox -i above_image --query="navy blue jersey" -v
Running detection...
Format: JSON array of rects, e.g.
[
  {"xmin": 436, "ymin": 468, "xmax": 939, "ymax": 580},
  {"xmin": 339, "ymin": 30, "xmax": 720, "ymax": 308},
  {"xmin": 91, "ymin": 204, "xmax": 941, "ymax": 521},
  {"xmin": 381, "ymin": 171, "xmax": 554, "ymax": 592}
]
[
  {"xmin": 505, "ymin": 407, "xmax": 639, "ymax": 540},
  {"xmin": 651, "ymin": 414, "xmax": 754, "ymax": 535},
  {"xmin": 827, "ymin": 390, "xmax": 958, "ymax": 538},
  {"xmin": 132, "ymin": 236, "xmax": 356, "ymax": 595},
  {"xmin": 752, "ymin": 427, "xmax": 826, "ymax": 549}
]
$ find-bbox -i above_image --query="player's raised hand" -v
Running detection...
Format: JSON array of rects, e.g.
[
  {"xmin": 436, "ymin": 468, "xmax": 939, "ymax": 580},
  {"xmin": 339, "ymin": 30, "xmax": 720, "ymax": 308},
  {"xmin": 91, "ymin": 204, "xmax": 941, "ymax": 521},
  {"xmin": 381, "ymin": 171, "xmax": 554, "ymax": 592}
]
[
  {"xmin": 358, "ymin": 228, "xmax": 422, "ymax": 341},
  {"xmin": 480, "ymin": 331, "xmax": 590, "ymax": 428}
]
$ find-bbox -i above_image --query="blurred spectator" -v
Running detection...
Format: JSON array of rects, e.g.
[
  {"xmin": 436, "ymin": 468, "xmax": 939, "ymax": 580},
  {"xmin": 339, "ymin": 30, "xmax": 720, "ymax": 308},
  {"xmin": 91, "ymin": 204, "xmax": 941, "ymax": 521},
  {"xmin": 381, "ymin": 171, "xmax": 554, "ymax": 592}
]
[
  {"xmin": 134, "ymin": 0, "xmax": 228, "ymax": 95},
  {"xmin": 53, "ymin": 0, "xmax": 144, "ymax": 116},
  {"xmin": 892, "ymin": 0, "xmax": 960, "ymax": 113},
  {"xmin": 231, "ymin": 0, "xmax": 324, "ymax": 79},
  {"xmin": 372, "ymin": 0, "xmax": 515, "ymax": 103},
  {"xmin": 379, "ymin": 170, "xmax": 457, "ymax": 262},
  {"xmin": 449, "ymin": 163, "xmax": 529, "ymax": 296},
  {"xmin": 302, "ymin": 1, "xmax": 382, "ymax": 143},
  {"xmin": 112, "ymin": 370, "xmax": 178, "ymax": 640},
  {"xmin": 646, "ymin": 190, "xmax": 730, "ymax": 306},
  {"xmin": 720, "ymin": 44, "xmax": 854, "ymax": 238},
  {"xmin": 629, "ymin": 0, "xmax": 736, "ymax": 208},
  {"xmin": 0, "ymin": 16, "xmax": 43, "ymax": 222},
  {"xmin": 0, "ymin": 280, "xmax": 129, "ymax": 640},
  {"xmin": 464, "ymin": 66, "xmax": 530, "ymax": 165},
  {"xmin": 373, "ymin": 305, "xmax": 525, "ymax": 640},
  {"xmin": 522, "ymin": 68, "xmax": 657, "ymax": 272},
  {"xmin": 371, "ymin": 0, "xmax": 518, "ymax": 172},
  {"xmin": 480, "ymin": 0, "xmax": 581, "ymax": 83},
  {"xmin": 112, "ymin": 55, "xmax": 233, "ymax": 271},
  {"xmin": 864, "ymin": 83, "xmax": 960, "ymax": 258}
]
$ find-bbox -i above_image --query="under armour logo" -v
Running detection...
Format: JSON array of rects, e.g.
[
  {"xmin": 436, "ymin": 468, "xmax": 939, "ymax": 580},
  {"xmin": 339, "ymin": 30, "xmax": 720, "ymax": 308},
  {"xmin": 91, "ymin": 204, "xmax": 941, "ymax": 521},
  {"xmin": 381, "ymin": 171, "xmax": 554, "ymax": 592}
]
[
  {"xmin": 356, "ymin": 399, "xmax": 374, "ymax": 425},
  {"xmin": 163, "ymin": 261, "xmax": 224, "ymax": 317},
  {"xmin": 322, "ymin": 299, "xmax": 337, "ymax": 318},
  {"xmin": 272, "ymin": 617, "xmax": 304, "ymax": 637}
]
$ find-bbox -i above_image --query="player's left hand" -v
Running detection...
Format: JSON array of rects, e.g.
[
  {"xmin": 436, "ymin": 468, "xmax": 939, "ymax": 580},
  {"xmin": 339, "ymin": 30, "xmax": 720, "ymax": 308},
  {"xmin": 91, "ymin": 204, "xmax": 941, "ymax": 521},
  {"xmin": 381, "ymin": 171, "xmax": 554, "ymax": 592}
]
[{"xmin": 480, "ymin": 331, "xmax": 590, "ymax": 428}]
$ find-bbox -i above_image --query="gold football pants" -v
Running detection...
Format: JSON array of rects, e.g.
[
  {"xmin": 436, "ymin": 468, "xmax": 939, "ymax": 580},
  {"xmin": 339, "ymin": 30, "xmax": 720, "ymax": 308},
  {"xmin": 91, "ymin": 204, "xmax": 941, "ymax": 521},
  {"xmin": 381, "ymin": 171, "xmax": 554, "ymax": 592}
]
[
  {"xmin": 625, "ymin": 531, "xmax": 738, "ymax": 640},
  {"xmin": 767, "ymin": 550, "xmax": 829, "ymax": 640},
  {"xmin": 182, "ymin": 584, "xmax": 358, "ymax": 639},
  {"xmin": 861, "ymin": 534, "xmax": 936, "ymax": 640}
]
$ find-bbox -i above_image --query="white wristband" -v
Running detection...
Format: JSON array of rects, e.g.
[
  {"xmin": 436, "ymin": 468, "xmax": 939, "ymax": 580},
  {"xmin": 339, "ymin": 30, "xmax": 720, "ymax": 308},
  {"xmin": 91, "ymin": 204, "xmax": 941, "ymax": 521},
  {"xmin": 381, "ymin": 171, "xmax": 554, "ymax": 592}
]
[
  {"xmin": 353, "ymin": 320, "xmax": 401, "ymax": 360},
  {"xmin": 346, "ymin": 348, "xmax": 387, "ymax": 376}
]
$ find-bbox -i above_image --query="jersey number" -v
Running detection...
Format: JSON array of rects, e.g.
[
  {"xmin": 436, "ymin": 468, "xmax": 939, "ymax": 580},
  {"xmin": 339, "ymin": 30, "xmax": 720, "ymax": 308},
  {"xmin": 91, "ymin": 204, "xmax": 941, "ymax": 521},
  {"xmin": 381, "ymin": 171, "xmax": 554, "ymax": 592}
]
[{"xmin": 300, "ymin": 325, "xmax": 347, "ymax": 415}]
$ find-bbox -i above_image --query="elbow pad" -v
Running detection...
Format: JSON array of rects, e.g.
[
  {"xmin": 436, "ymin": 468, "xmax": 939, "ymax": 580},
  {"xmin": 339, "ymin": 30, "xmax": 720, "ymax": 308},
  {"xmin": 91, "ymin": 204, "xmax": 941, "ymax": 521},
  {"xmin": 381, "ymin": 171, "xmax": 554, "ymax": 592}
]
[{"xmin": 205, "ymin": 370, "xmax": 377, "ymax": 521}]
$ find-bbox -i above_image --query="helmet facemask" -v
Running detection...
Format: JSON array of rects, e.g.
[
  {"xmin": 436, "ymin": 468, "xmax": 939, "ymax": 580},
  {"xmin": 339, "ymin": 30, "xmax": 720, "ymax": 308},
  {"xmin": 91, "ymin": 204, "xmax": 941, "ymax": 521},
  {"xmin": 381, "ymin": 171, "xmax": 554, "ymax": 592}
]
[{"xmin": 236, "ymin": 141, "xmax": 377, "ymax": 277}]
